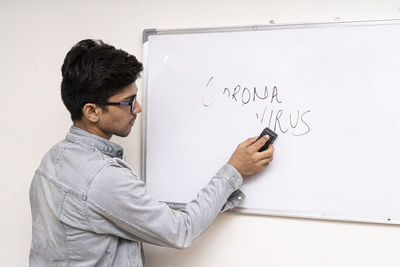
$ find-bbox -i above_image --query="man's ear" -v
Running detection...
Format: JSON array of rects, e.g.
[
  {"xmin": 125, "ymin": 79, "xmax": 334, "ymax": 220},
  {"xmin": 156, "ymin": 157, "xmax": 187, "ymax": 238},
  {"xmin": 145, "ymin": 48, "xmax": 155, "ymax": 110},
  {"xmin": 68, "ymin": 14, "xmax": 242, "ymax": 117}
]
[{"xmin": 82, "ymin": 103, "xmax": 101, "ymax": 123}]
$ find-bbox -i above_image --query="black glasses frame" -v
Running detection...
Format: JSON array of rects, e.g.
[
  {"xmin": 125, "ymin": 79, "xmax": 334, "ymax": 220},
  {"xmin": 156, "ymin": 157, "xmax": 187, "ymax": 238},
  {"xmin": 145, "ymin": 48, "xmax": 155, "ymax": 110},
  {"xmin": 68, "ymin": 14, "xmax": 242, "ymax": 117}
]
[{"xmin": 95, "ymin": 95, "xmax": 137, "ymax": 113}]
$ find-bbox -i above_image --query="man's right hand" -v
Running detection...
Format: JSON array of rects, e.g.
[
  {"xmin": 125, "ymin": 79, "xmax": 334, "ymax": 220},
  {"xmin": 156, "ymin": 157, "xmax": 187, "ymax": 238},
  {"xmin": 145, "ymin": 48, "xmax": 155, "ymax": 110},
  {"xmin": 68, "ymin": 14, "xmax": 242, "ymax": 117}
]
[{"xmin": 227, "ymin": 136, "xmax": 274, "ymax": 177}]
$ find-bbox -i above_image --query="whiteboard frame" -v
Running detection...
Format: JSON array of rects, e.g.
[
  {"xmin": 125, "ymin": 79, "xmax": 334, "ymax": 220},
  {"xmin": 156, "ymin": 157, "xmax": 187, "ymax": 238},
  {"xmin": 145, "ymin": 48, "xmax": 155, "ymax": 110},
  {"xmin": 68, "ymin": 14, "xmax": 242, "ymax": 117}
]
[{"xmin": 141, "ymin": 19, "xmax": 400, "ymax": 225}]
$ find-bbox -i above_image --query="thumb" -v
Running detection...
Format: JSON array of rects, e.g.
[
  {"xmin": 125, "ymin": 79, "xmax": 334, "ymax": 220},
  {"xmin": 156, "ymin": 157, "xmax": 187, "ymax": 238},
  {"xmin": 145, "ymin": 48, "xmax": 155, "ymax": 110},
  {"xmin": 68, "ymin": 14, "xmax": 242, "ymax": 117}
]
[{"xmin": 241, "ymin": 137, "xmax": 258, "ymax": 147}]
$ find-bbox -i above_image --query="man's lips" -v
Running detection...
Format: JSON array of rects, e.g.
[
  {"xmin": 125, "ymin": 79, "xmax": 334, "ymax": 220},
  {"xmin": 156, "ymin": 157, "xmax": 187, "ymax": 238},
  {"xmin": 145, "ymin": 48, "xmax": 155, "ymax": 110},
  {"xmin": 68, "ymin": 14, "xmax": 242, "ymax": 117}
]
[{"xmin": 129, "ymin": 115, "xmax": 137, "ymax": 125}]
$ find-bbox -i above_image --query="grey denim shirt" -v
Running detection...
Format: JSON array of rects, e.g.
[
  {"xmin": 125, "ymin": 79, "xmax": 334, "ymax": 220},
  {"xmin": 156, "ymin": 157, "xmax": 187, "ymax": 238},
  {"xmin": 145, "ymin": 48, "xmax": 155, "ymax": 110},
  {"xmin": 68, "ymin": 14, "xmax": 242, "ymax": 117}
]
[{"xmin": 29, "ymin": 126, "xmax": 245, "ymax": 266}]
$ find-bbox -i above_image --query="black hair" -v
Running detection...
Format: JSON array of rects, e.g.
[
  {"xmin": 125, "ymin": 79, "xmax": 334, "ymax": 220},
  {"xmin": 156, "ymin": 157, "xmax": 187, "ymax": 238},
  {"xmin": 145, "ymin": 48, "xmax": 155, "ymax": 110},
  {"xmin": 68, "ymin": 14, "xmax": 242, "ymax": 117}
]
[{"xmin": 61, "ymin": 39, "xmax": 143, "ymax": 121}]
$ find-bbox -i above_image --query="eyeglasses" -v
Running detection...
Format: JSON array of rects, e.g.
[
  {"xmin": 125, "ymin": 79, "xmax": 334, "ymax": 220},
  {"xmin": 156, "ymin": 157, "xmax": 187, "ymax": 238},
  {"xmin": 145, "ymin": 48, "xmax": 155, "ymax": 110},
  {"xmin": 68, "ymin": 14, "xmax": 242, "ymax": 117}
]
[{"xmin": 95, "ymin": 95, "xmax": 137, "ymax": 113}]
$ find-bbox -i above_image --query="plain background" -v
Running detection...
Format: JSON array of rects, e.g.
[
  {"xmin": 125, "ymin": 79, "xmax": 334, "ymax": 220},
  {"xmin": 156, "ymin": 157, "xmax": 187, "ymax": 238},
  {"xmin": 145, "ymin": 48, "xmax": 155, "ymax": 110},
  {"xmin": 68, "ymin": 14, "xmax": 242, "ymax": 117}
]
[{"xmin": 1, "ymin": 0, "xmax": 400, "ymax": 266}]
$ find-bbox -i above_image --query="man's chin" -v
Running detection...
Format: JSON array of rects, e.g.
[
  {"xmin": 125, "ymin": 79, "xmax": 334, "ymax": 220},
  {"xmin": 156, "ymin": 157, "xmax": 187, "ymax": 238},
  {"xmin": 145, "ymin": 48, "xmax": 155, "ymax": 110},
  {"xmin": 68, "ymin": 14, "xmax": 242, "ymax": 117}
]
[{"xmin": 113, "ymin": 128, "xmax": 132, "ymax": 138}]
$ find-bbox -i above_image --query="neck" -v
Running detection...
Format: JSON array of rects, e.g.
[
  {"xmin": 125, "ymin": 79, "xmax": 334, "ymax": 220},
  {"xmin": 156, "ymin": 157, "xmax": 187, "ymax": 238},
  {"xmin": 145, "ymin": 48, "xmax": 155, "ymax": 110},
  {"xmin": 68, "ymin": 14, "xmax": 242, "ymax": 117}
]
[{"xmin": 73, "ymin": 120, "xmax": 112, "ymax": 140}]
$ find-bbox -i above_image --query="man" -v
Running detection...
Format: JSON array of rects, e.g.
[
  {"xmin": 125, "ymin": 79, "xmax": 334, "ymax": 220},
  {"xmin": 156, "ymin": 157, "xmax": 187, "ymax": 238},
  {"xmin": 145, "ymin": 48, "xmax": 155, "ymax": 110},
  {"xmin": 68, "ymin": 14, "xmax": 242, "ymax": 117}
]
[{"xmin": 29, "ymin": 39, "xmax": 274, "ymax": 266}]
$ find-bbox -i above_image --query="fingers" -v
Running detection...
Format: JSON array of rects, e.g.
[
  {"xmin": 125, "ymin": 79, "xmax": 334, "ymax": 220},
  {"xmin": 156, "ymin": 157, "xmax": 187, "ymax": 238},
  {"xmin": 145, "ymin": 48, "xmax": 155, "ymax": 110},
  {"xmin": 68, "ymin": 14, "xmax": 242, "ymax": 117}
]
[
  {"xmin": 258, "ymin": 144, "xmax": 274, "ymax": 159},
  {"xmin": 251, "ymin": 154, "xmax": 274, "ymax": 174},
  {"xmin": 250, "ymin": 135, "xmax": 270, "ymax": 152},
  {"xmin": 260, "ymin": 155, "xmax": 273, "ymax": 166}
]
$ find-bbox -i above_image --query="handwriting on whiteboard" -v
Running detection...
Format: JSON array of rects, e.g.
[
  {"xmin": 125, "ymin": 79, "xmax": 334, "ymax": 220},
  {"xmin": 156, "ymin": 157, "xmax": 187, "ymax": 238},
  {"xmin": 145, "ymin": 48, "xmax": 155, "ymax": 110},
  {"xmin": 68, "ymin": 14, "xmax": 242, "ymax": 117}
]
[{"xmin": 202, "ymin": 76, "xmax": 311, "ymax": 136}]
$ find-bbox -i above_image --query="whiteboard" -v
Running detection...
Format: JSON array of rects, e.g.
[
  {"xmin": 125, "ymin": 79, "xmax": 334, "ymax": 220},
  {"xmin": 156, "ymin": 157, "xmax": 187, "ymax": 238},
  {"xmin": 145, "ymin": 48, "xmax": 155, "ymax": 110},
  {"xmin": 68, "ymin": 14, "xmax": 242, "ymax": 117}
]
[{"xmin": 142, "ymin": 20, "xmax": 400, "ymax": 225}]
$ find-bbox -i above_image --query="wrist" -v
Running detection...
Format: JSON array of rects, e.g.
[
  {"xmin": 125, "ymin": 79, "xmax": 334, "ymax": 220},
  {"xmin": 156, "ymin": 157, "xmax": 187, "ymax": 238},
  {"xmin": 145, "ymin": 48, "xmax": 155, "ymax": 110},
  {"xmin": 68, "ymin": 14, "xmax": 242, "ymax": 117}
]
[
  {"xmin": 227, "ymin": 161, "xmax": 242, "ymax": 176},
  {"xmin": 220, "ymin": 163, "xmax": 243, "ymax": 189}
]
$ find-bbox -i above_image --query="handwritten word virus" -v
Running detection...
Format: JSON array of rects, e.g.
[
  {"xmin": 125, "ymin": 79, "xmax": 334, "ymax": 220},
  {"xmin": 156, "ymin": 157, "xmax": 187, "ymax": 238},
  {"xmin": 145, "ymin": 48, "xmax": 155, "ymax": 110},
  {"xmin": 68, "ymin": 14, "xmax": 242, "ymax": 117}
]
[{"xmin": 202, "ymin": 76, "xmax": 311, "ymax": 136}]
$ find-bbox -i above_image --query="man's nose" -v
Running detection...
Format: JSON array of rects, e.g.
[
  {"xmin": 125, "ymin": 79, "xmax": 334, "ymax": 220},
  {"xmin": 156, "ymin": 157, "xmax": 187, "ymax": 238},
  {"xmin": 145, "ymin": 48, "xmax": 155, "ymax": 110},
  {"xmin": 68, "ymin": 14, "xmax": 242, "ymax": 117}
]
[{"xmin": 132, "ymin": 101, "xmax": 142, "ymax": 114}]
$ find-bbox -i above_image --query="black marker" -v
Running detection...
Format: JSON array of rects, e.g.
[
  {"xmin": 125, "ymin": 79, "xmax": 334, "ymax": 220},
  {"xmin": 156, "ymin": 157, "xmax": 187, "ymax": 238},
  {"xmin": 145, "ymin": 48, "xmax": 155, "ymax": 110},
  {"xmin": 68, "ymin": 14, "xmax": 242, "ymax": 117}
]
[{"xmin": 256, "ymin": 127, "xmax": 278, "ymax": 152}]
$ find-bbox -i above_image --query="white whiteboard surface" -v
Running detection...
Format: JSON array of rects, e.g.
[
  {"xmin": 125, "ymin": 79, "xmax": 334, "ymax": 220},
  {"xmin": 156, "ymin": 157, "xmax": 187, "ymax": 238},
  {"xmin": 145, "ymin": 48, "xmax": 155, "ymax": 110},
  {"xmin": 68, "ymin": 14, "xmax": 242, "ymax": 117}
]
[{"xmin": 142, "ymin": 20, "xmax": 400, "ymax": 225}]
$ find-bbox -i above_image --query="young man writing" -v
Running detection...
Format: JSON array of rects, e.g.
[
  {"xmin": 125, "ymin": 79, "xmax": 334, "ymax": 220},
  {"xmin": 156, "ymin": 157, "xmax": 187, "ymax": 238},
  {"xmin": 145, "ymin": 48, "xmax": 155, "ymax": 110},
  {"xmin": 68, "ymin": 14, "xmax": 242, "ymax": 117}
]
[{"xmin": 29, "ymin": 39, "xmax": 274, "ymax": 266}]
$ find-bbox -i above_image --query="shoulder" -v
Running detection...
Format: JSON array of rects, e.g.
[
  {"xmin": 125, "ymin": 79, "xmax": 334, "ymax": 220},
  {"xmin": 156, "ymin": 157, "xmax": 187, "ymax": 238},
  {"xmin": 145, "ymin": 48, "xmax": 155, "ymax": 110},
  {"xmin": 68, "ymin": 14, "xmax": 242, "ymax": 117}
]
[
  {"xmin": 38, "ymin": 139, "xmax": 131, "ymax": 194},
  {"xmin": 88, "ymin": 157, "xmax": 142, "ymax": 197},
  {"xmin": 86, "ymin": 157, "xmax": 148, "ymax": 214}
]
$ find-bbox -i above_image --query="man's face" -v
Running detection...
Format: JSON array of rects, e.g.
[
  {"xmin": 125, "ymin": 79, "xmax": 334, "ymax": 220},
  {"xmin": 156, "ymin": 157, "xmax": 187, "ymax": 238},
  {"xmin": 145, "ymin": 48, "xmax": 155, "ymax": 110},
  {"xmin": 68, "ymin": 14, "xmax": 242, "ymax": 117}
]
[{"xmin": 96, "ymin": 82, "xmax": 142, "ymax": 139}]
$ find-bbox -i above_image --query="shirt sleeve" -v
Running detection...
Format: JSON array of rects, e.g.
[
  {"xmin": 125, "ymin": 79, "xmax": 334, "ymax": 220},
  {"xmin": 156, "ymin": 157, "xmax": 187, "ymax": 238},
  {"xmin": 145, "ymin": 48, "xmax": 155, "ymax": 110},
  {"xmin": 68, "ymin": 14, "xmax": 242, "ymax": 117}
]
[{"xmin": 86, "ymin": 159, "xmax": 244, "ymax": 249}]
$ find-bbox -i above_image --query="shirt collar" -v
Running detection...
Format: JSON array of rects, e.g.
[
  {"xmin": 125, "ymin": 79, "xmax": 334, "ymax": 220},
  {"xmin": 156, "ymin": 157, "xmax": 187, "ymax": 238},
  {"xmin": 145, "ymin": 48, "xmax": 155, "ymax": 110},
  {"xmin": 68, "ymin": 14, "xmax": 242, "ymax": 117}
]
[{"xmin": 66, "ymin": 126, "xmax": 125, "ymax": 159}]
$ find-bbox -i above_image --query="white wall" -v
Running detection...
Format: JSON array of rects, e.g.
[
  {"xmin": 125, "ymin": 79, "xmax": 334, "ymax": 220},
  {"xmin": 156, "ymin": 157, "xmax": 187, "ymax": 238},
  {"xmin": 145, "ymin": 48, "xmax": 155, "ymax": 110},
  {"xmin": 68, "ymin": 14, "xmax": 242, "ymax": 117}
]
[{"xmin": 1, "ymin": 0, "xmax": 399, "ymax": 266}]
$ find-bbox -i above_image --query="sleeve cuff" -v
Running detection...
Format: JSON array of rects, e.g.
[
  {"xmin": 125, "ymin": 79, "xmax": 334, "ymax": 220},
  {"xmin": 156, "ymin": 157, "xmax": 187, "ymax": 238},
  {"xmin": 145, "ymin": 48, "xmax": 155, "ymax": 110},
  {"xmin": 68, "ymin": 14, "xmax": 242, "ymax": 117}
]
[
  {"xmin": 217, "ymin": 164, "xmax": 243, "ymax": 190},
  {"xmin": 221, "ymin": 189, "xmax": 246, "ymax": 212}
]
